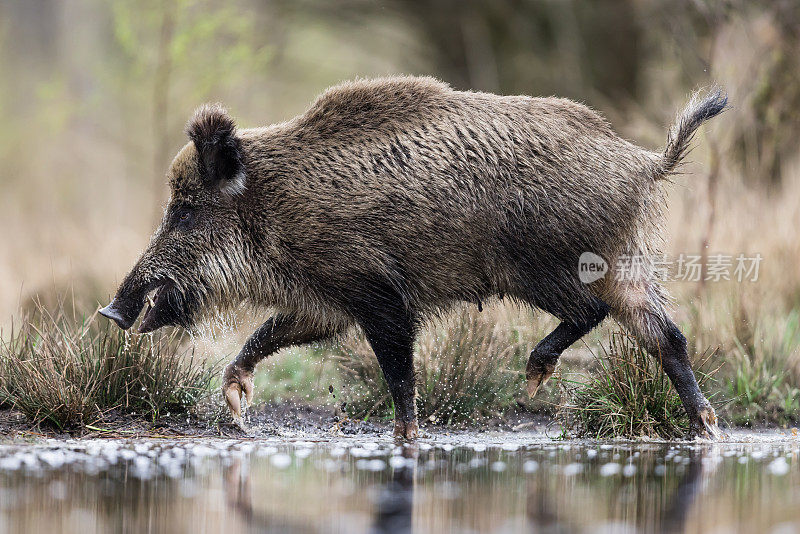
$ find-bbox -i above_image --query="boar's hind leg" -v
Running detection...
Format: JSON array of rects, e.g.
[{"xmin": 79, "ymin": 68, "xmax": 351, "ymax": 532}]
[
  {"xmin": 612, "ymin": 288, "xmax": 719, "ymax": 439},
  {"xmin": 526, "ymin": 300, "xmax": 610, "ymax": 397},
  {"xmin": 222, "ymin": 314, "xmax": 342, "ymax": 419},
  {"xmin": 352, "ymin": 296, "xmax": 418, "ymax": 440}
]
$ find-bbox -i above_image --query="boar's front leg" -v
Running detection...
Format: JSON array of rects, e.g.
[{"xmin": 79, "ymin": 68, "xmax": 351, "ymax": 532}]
[
  {"xmin": 353, "ymin": 298, "xmax": 419, "ymax": 441},
  {"xmin": 222, "ymin": 314, "xmax": 341, "ymax": 419}
]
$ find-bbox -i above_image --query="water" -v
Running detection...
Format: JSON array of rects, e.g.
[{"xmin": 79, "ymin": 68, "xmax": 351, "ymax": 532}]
[{"xmin": 0, "ymin": 432, "xmax": 798, "ymax": 533}]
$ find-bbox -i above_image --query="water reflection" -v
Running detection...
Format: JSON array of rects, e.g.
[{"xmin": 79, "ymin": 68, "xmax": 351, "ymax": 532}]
[
  {"xmin": 224, "ymin": 457, "xmax": 253, "ymax": 521},
  {"xmin": 370, "ymin": 443, "xmax": 416, "ymax": 534},
  {"xmin": 526, "ymin": 477, "xmax": 568, "ymax": 534},
  {"xmin": 660, "ymin": 449, "xmax": 704, "ymax": 534},
  {"xmin": 223, "ymin": 454, "xmax": 317, "ymax": 533},
  {"xmin": 0, "ymin": 436, "xmax": 797, "ymax": 533}
]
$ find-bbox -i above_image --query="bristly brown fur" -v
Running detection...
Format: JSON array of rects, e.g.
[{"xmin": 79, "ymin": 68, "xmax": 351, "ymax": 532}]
[
  {"xmin": 105, "ymin": 76, "xmax": 726, "ymax": 438},
  {"xmin": 113, "ymin": 74, "xmax": 728, "ymax": 337}
]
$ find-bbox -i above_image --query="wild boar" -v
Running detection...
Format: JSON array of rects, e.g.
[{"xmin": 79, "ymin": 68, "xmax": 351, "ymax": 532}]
[{"xmin": 100, "ymin": 76, "xmax": 727, "ymax": 439}]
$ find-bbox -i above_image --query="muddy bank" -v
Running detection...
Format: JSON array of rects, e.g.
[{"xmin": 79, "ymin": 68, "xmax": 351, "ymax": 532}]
[
  {"xmin": 3, "ymin": 400, "xmax": 791, "ymax": 445},
  {"xmin": 0, "ymin": 402, "xmax": 555, "ymax": 442}
]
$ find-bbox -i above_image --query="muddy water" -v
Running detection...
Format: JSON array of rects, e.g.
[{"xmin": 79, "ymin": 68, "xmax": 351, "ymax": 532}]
[{"xmin": 0, "ymin": 432, "xmax": 798, "ymax": 533}]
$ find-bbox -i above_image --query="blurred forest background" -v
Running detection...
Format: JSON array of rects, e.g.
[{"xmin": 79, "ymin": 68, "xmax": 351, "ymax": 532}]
[{"xmin": 1, "ymin": 0, "xmax": 799, "ymax": 373}]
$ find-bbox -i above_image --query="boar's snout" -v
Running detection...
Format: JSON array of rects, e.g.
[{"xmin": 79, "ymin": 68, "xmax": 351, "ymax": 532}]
[
  {"xmin": 99, "ymin": 298, "xmax": 142, "ymax": 330},
  {"xmin": 100, "ymin": 286, "xmax": 144, "ymax": 330},
  {"xmin": 101, "ymin": 278, "xmax": 184, "ymax": 333}
]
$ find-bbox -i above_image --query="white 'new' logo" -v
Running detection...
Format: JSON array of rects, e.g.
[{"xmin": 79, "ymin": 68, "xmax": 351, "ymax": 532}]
[{"xmin": 578, "ymin": 252, "xmax": 608, "ymax": 284}]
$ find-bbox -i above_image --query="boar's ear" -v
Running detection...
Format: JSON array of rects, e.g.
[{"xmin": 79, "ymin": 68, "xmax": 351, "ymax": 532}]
[{"xmin": 185, "ymin": 103, "xmax": 245, "ymax": 196}]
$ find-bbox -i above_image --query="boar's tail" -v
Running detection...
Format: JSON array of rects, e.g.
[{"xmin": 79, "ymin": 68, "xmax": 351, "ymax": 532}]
[{"xmin": 659, "ymin": 88, "xmax": 728, "ymax": 175}]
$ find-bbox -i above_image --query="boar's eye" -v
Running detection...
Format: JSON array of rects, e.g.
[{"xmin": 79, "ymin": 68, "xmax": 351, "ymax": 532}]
[{"xmin": 175, "ymin": 208, "xmax": 195, "ymax": 229}]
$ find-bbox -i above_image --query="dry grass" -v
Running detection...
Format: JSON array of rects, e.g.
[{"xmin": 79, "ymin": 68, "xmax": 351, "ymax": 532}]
[
  {"xmin": 0, "ymin": 301, "xmax": 217, "ymax": 429},
  {"xmin": 334, "ymin": 306, "xmax": 535, "ymax": 424}
]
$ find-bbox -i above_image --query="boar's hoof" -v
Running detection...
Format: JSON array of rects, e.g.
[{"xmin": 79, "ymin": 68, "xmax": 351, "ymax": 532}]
[
  {"xmin": 691, "ymin": 405, "xmax": 722, "ymax": 441},
  {"xmin": 222, "ymin": 362, "xmax": 254, "ymax": 420},
  {"xmin": 526, "ymin": 360, "xmax": 557, "ymax": 398},
  {"xmin": 393, "ymin": 420, "xmax": 419, "ymax": 441}
]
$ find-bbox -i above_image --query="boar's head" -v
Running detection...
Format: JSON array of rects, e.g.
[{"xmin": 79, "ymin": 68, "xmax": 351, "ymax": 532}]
[{"xmin": 100, "ymin": 104, "xmax": 252, "ymax": 333}]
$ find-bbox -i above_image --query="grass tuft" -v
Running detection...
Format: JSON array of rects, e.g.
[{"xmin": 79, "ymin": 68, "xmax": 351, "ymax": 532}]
[
  {"xmin": 720, "ymin": 309, "xmax": 800, "ymax": 426},
  {"xmin": 334, "ymin": 307, "xmax": 532, "ymax": 425},
  {"xmin": 0, "ymin": 301, "xmax": 217, "ymax": 429},
  {"xmin": 556, "ymin": 332, "xmax": 710, "ymax": 439}
]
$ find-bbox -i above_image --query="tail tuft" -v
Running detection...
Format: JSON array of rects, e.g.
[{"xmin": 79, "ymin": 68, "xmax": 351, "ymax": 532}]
[{"xmin": 661, "ymin": 88, "xmax": 728, "ymax": 175}]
